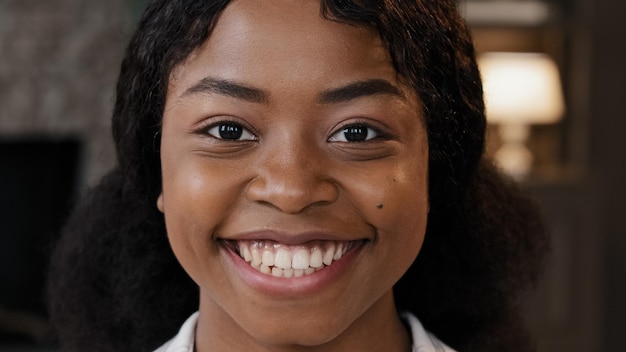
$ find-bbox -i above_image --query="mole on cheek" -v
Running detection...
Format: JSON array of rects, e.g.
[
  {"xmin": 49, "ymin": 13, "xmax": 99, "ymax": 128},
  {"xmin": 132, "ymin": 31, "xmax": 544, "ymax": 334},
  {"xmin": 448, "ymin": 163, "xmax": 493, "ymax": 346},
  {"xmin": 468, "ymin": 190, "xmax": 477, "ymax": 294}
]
[{"xmin": 376, "ymin": 204, "xmax": 384, "ymax": 209}]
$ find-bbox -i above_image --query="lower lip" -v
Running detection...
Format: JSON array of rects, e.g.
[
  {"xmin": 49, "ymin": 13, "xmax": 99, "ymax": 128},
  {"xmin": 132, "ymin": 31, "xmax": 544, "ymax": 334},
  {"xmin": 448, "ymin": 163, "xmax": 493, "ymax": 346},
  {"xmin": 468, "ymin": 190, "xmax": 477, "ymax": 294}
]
[{"xmin": 221, "ymin": 241, "xmax": 363, "ymax": 298}]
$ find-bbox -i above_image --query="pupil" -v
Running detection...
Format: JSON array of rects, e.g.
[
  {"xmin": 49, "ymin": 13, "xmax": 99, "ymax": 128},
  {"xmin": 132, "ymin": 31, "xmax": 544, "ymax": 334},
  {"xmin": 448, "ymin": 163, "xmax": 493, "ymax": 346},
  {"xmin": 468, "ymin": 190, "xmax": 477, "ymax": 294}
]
[
  {"xmin": 219, "ymin": 124, "xmax": 243, "ymax": 140},
  {"xmin": 343, "ymin": 125, "xmax": 368, "ymax": 142}
]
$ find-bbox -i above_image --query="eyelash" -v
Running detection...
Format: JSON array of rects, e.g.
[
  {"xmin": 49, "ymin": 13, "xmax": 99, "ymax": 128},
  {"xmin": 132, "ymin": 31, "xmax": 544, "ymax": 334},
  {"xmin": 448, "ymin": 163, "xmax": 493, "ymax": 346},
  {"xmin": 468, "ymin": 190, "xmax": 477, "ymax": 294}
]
[
  {"xmin": 197, "ymin": 118, "xmax": 387, "ymax": 143},
  {"xmin": 328, "ymin": 123, "xmax": 385, "ymax": 143},
  {"xmin": 198, "ymin": 119, "xmax": 258, "ymax": 141}
]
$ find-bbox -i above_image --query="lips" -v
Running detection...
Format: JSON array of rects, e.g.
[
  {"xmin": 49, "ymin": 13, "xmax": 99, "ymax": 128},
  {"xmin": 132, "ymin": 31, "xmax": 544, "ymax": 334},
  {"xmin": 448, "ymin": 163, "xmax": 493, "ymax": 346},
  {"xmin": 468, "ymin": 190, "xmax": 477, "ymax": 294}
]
[{"xmin": 224, "ymin": 240, "xmax": 357, "ymax": 278}]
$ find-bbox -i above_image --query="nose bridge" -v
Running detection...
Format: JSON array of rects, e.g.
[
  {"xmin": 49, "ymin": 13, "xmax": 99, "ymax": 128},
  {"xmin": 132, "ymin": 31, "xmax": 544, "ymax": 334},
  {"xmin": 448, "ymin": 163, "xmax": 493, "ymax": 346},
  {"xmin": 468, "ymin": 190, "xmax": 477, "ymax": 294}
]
[{"xmin": 246, "ymin": 133, "xmax": 337, "ymax": 213}]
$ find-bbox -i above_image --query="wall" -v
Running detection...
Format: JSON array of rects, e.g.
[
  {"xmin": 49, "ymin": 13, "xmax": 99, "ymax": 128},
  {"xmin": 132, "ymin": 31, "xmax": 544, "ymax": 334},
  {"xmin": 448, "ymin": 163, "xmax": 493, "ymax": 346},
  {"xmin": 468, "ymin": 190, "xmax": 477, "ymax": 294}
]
[
  {"xmin": 589, "ymin": 0, "xmax": 626, "ymax": 350},
  {"xmin": 0, "ymin": 1, "xmax": 136, "ymax": 348},
  {"xmin": 0, "ymin": 0, "xmax": 135, "ymax": 187},
  {"xmin": 518, "ymin": 0, "xmax": 626, "ymax": 350}
]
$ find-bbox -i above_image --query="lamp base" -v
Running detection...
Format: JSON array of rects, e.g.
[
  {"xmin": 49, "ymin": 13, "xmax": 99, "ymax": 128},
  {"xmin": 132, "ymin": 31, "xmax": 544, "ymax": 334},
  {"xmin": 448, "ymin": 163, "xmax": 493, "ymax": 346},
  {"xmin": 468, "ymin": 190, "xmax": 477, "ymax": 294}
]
[{"xmin": 495, "ymin": 123, "xmax": 533, "ymax": 180}]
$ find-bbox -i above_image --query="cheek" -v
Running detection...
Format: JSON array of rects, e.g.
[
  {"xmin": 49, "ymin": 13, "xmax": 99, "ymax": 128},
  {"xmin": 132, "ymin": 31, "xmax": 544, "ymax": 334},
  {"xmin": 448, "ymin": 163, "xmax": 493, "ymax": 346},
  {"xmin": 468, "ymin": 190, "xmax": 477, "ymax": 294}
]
[
  {"xmin": 163, "ymin": 166, "xmax": 217, "ymax": 231},
  {"xmin": 161, "ymin": 151, "xmax": 245, "ymax": 225},
  {"xmin": 346, "ymin": 158, "xmax": 429, "ymax": 267},
  {"xmin": 353, "ymin": 157, "xmax": 428, "ymax": 227},
  {"xmin": 378, "ymin": 174, "xmax": 428, "ymax": 287},
  {"xmin": 379, "ymin": 174, "xmax": 428, "ymax": 250},
  {"xmin": 159, "ymin": 153, "xmax": 245, "ymax": 278}
]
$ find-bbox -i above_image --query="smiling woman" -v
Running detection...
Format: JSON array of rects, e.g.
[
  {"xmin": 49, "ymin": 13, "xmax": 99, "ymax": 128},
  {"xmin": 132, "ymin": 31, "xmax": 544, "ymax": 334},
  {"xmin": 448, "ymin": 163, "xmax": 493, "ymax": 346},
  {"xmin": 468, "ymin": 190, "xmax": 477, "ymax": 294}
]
[
  {"xmin": 47, "ymin": 1, "xmax": 548, "ymax": 352},
  {"xmin": 157, "ymin": 4, "xmax": 428, "ymax": 348}
]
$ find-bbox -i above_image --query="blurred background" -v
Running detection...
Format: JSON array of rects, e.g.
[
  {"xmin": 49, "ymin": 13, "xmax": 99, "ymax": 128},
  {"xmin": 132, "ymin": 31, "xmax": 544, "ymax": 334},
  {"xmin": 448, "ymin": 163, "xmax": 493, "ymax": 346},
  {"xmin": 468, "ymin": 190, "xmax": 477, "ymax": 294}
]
[{"xmin": 0, "ymin": 0, "xmax": 624, "ymax": 351}]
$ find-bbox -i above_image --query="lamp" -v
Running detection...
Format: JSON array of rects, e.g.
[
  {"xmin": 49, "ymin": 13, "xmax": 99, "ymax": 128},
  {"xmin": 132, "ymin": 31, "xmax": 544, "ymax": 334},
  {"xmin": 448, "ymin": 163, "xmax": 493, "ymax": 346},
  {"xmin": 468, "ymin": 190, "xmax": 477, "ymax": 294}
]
[{"xmin": 478, "ymin": 52, "xmax": 565, "ymax": 179}]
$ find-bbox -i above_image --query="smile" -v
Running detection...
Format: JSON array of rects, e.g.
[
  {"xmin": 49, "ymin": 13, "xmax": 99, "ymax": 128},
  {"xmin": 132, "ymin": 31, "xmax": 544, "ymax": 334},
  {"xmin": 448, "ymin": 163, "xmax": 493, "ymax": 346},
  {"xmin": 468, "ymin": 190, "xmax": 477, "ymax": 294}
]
[{"xmin": 228, "ymin": 240, "xmax": 355, "ymax": 278}]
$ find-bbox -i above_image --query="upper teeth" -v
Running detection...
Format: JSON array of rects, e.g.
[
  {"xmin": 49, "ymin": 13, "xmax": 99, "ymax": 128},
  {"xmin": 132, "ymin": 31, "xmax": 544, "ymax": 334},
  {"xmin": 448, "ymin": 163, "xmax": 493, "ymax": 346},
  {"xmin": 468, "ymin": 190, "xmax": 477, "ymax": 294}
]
[{"xmin": 236, "ymin": 240, "xmax": 349, "ymax": 278}]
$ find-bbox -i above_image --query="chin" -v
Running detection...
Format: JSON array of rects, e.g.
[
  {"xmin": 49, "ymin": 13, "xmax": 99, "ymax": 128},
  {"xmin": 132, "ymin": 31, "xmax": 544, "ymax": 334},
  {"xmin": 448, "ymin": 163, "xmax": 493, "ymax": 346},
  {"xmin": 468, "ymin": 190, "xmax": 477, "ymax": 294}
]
[
  {"xmin": 247, "ymin": 321, "xmax": 346, "ymax": 348},
  {"xmin": 228, "ymin": 302, "xmax": 354, "ymax": 348}
]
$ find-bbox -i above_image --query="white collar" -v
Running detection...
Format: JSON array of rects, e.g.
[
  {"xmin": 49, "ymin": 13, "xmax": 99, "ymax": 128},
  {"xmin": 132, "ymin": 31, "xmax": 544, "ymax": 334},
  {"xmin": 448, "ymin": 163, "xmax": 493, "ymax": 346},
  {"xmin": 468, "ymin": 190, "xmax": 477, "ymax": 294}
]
[
  {"xmin": 400, "ymin": 312, "xmax": 456, "ymax": 352},
  {"xmin": 155, "ymin": 311, "xmax": 456, "ymax": 352}
]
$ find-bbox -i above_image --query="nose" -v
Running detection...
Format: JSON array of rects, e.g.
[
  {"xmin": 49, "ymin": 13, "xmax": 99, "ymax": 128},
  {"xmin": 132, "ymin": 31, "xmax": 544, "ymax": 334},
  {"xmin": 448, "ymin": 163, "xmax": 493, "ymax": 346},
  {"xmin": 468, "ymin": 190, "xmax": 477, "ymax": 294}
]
[{"xmin": 246, "ymin": 142, "xmax": 339, "ymax": 214}]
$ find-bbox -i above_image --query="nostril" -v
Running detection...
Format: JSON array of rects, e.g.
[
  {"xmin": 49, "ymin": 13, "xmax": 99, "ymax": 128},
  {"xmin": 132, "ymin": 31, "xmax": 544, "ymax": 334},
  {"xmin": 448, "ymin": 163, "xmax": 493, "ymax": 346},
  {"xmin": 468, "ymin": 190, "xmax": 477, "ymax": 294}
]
[{"xmin": 246, "ymin": 175, "xmax": 338, "ymax": 214}]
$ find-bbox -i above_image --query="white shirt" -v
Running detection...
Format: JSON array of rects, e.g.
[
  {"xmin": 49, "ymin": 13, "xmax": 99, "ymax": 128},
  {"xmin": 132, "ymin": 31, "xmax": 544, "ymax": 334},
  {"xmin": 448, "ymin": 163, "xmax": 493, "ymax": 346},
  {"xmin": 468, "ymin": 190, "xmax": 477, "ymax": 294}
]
[{"xmin": 155, "ymin": 311, "xmax": 456, "ymax": 352}]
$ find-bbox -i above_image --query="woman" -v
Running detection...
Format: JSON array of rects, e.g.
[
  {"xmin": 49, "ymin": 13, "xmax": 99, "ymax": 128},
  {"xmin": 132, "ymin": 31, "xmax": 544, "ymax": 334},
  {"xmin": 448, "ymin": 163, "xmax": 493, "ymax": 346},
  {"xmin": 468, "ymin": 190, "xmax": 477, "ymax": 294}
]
[{"xmin": 48, "ymin": 1, "xmax": 548, "ymax": 351}]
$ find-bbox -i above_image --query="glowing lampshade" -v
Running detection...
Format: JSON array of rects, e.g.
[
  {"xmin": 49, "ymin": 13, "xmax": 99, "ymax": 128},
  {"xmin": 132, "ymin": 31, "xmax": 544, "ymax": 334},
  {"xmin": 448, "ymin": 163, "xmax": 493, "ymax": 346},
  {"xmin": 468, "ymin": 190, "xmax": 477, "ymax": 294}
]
[{"xmin": 479, "ymin": 52, "xmax": 565, "ymax": 124}]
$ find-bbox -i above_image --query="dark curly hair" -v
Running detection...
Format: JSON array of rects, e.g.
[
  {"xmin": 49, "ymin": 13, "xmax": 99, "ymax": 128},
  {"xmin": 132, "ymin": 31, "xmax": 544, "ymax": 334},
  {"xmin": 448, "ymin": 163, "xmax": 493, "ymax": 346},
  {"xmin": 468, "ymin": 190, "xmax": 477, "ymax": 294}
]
[{"xmin": 47, "ymin": 0, "xmax": 549, "ymax": 351}]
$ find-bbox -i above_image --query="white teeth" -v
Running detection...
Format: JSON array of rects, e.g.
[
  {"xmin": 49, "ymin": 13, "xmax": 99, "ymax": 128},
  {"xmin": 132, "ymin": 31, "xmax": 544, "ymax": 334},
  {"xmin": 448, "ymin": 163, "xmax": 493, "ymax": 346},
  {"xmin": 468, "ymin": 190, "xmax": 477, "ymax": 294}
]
[
  {"xmin": 283, "ymin": 268, "xmax": 294, "ymax": 278},
  {"xmin": 251, "ymin": 248, "xmax": 262, "ymax": 267},
  {"xmin": 333, "ymin": 246, "xmax": 342, "ymax": 260},
  {"xmin": 274, "ymin": 248, "xmax": 291, "ymax": 269},
  {"xmin": 262, "ymin": 249, "xmax": 275, "ymax": 267},
  {"xmin": 292, "ymin": 249, "xmax": 310, "ymax": 270},
  {"xmin": 242, "ymin": 246, "xmax": 252, "ymax": 262},
  {"xmin": 323, "ymin": 244, "xmax": 335, "ymax": 265},
  {"xmin": 310, "ymin": 248, "xmax": 323, "ymax": 268},
  {"xmin": 260, "ymin": 265, "xmax": 271, "ymax": 275},
  {"xmin": 236, "ymin": 240, "xmax": 353, "ymax": 277},
  {"xmin": 271, "ymin": 267, "xmax": 283, "ymax": 277}
]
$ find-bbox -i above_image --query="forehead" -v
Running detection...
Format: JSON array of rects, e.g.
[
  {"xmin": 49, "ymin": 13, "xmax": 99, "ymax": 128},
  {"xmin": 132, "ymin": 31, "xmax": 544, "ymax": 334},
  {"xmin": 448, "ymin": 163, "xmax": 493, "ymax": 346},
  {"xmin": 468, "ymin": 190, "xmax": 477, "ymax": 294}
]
[
  {"xmin": 168, "ymin": 0, "xmax": 404, "ymax": 97},
  {"xmin": 211, "ymin": 0, "xmax": 382, "ymax": 52}
]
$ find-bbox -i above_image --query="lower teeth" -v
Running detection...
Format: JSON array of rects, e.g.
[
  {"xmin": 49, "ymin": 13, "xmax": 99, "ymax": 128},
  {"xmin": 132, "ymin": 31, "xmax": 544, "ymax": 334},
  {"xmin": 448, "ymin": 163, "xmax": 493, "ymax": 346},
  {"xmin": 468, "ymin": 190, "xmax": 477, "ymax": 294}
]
[{"xmin": 253, "ymin": 264, "xmax": 322, "ymax": 277}]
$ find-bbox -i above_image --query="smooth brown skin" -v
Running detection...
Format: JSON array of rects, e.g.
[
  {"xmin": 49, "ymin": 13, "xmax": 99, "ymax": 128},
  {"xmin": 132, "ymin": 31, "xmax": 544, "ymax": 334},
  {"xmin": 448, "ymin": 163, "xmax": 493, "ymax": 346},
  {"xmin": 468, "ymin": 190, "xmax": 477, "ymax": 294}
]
[{"xmin": 157, "ymin": 1, "xmax": 429, "ymax": 351}]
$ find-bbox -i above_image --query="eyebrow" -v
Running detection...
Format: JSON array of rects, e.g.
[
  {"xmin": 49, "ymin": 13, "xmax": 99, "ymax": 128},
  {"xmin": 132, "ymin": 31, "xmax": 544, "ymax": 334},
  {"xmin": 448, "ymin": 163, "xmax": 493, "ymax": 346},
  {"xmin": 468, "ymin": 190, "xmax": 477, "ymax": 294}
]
[
  {"xmin": 318, "ymin": 79, "xmax": 404, "ymax": 104},
  {"xmin": 181, "ymin": 77, "xmax": 403, "ymax": 104},
  {"xmin": 182, "ymin": 77, "xmax": 269, "ymax": 103}
]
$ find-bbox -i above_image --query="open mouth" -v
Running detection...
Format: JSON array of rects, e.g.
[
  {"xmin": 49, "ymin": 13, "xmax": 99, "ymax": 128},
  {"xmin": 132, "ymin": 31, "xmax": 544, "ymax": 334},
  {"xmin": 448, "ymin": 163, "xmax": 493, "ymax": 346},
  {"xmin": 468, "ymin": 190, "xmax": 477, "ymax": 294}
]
[{"xmin": 225, "ymin": 240, "xmax": 359, "ymax": 278}]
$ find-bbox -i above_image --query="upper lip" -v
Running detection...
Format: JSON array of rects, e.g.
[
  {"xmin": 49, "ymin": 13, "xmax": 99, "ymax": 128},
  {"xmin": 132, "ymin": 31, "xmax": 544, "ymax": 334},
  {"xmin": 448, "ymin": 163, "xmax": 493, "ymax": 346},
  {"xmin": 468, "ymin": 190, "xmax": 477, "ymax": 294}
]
[{"xmin": 219, "ymin": 230, "xmax": 366, "ymax": 246}]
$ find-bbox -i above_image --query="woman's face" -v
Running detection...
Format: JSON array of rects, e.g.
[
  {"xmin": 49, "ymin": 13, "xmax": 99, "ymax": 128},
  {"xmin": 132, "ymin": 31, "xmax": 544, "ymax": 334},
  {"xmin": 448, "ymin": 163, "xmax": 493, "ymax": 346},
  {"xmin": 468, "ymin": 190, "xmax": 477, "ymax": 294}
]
[{"xmin": 158, "ymin": 0, "xmax": 429, "ymax": 349}]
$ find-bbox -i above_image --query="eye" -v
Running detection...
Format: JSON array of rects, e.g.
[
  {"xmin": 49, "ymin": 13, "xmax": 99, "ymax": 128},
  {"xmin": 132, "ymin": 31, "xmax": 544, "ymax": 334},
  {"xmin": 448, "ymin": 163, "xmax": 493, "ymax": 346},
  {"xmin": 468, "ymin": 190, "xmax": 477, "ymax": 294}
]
[
  {"xmin": 206, "ymin": 122, "xmax": 257, "ymax": 141},
  {"xmin": 329, "ymin": 124, "xmax": 379, "ymax": 143}
]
